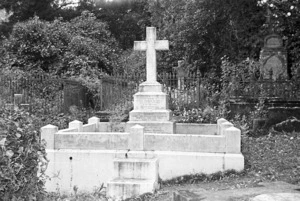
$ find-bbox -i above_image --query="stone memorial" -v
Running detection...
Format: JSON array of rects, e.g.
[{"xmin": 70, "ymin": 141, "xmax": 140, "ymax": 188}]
[
  {"xmin": 260, "ymin": 34, "xmax": 287, "ymax": 80},
  {"xmin": 41, "ymin": 27, "xmax": 244, "ymax": 200},
  {"xmin": 125, "ymin": 27, "xmax": 175, "ymax": 134},
  {"xmin": 174, "ymin": 60, "xmax": 189, "ymax": 89}
]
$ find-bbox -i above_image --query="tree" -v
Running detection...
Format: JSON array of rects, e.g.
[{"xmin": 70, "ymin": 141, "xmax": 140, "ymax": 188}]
[
  {"xmin": 148, "ymin": 0, "xmax": 266, "ymax": 76},
  {"xmin": 0, "ymin": 0, "xmax": 55, "ymax": 22},
  {"xmin": 95, "ymin": 0, "xmax": 151, "ymax": 50},
  {"xmin": 2, "ymin": 11, "xmax": 120, "ymax": 76}
]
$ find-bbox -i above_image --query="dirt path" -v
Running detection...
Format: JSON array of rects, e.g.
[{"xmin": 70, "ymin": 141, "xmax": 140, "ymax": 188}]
[{"xmin": 148, "ymin": 178, "xmax": 300, "ymax": 201}]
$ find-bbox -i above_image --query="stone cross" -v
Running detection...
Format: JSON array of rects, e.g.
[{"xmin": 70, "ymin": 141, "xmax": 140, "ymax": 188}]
[{"xmin": 134, "ymin": 27, "xmax": 169, "ymax": 82}]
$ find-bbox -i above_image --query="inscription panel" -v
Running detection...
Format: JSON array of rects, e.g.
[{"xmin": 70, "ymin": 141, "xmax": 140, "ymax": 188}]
[
  {"xmin": 134, "ymin": 94, "xmax": 168, "ymax": 110},
  {"xmin": 266, "ymin": 37, "xmax": 281, "ymax": 48}
]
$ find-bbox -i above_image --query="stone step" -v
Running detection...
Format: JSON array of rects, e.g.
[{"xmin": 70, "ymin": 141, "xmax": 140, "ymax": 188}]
[
  {"xmin": 113, "ymin": 158, "xmax": 158, "ymax": 180},
  {"xmin": 129, "ymin": 110, "xmax": 172, "ymax": 121},
  {"xmin": 106, "ymin": 178, "xmax": 157, "ymax": 200}
]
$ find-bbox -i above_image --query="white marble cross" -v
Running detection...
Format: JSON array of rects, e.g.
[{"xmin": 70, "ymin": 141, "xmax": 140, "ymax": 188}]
[{"xmin": 134, "ymin": 27, "xmax": 169, "ymax": 82}]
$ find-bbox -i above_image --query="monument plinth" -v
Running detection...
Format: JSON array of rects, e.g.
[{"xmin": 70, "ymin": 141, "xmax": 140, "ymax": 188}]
[{"xmin": 125, "ymin": 27, "xmax": 174, "ymax": 134}]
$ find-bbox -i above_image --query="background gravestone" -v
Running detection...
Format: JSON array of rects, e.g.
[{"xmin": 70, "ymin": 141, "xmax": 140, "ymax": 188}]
[
  {"xmin": 260, "ymin": 34, "xmax": 287, "ymax": 80},
  {"xmin": 63, "ymin": 80, "xmax": 92, "ymax": 113},
  {"xmin": 174, "ymin": 60, "xmax": 189, "ymax": 89}
]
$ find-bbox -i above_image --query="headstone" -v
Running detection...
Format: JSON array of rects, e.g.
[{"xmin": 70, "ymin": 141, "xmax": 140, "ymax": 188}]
[
  {"xmin": 260, "ymin": 34, "xmax": 287, "ymax": 80},
  {"xmin": 63, "ymin": 80, "xmax": 92, "ymax": 113},
  {"xmin": 126, "ymin": 27, "xmax": 174, "ymax": 134},
  {"xmin": 6, "ymin": 94, "xmax": 30, "ymax": 110}
]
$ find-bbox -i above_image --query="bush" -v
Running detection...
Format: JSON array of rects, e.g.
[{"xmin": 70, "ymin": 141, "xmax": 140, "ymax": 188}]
[{"xmin": 0, "ymin": 108, "xmax": 48, "ymax": 200}]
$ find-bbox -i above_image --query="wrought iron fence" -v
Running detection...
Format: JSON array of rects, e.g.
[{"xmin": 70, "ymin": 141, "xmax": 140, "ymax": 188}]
[
  {"xmin": 0, "ymin": 74, "xmax": 64, "ymax": 114},
  {"xmin": 98, "ymin": 72, "xmax": 201, "ymax": 110},
  {"xmin": 229, "ymin": 79, "xmax": 300, "ymax": 101},
  {"xmin": 0, "ymin": 71, "xmax": 202, "ymax": 113}
]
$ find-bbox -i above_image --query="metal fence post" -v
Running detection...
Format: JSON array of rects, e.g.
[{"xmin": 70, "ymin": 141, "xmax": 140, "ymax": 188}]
[{"xmin": 196, "ymin": 70, "xmax": 201, "ymax": 108}]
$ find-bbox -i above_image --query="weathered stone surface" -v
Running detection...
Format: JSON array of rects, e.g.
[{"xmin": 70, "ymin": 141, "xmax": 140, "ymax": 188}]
[
  {"xmin": 173, "ymin": 190, "xmax": 206, "ymax": 201},
  {"xmin": 114, "ymin": 150, "xmax": 156, "ymax": 159},
  {"xmin": 224, "ymin": 127, "xmax": 241, "ymax": 153},
  {"xmin": 68, "ymin": 120, "xmax": 83, "ymax": 132},
  {"xmin": 265, "ymin": 34, "xmax": 283, "ymax": 48},
  {"xmin": 107, "ymin": 178, "xmax": 157, "ymax": 200},
  {"xmin": 172, "ymin": 182, "xmax": 300, "ymax": 201},
  {"xmin": 250, "ymin": 193, "xmax": 300, "ymax": 201},
  {"xmin": 260, "ymin": 33, "xmax": 287, "ymax": 80},
  {"xmin": 44, "ymin": 149, "xmax": 244, "ymax": 193},
  {"xmin": 40, "ymin": 124, "xmax": 58, "ymax": 149},
  {"xmin": 138, "ymin": 82, "xmax": 163, "ymax": 92},
  {"xmin": 134, "ymin": 27, "xmax": 169, "ymax": 82},
  {"xmin": 273, "ymin": 117, "xmax": 300, "ymax": 132},
  {"xmin": 144, "ymin": 134, "xmax": 226, "ymax": 152},
  {"xmin": 55, "ymin": 132, "xmax": 128, "ymax": 150},
  {"xmin": 175, "ymin": 123, "xmax": 217, "ymax": 135},
  {"xmin": 128, "ymin": 125, "xmax": 144, "ymax": 151},
  {"xmin": 129, "ymin": 110, "xmax": 172, "ymax": 121},
  {"xmin": 133, "ymin": 92, "xmax": 169, "ymax": 110},
  {"xmin": 113, "ymin": 158, "xmax": 158, "ymax": 180},
  {"xmin": 126, "ymin": 121, "xmax": 175, "ymax": 134}
]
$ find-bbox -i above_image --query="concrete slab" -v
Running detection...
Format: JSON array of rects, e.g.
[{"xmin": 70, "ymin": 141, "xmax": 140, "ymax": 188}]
[
  {"xmin": 250, "ymin": 193, "xmax": 300, "ymax": 201},
  {"xmin": 172, "ymin": 182, "xmax": 300, "ymax": 201},
  {"xmin": 107, "ymin": 178, "xmax": 157, "ymax": 200}
]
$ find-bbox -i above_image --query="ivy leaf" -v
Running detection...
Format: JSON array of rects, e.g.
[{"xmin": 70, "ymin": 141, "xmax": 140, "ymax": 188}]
[
  {"xmin": 0, "ymin": 138, "xmax": 6, "ymax": 147},
  {"xmin": 6, "ymin": 150, "xmax": 14, "ymax": 158}
]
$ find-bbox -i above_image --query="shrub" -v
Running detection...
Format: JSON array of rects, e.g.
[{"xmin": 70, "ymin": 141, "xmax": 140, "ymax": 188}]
[{"xmin": 0, "ymin": 108, "xmax": 48, "ymax": 200}]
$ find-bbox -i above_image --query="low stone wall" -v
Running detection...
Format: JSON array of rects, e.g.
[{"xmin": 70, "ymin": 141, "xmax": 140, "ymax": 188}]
[
  {"xmin": 41, "ymin": 117, "xmax": 244, "ymax": 193},
  {"xmin": 43, "ymin": 117, "xmax": 240, "ymax": 153}
]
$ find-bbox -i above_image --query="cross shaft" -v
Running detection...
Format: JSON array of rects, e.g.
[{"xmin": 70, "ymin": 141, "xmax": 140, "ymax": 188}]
[{"xmin": 134, "ymin": 27, "xmax": 169, "ymax": 82}]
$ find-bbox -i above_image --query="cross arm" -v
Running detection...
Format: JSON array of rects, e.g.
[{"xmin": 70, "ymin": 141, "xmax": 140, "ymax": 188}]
[
  {"xmin": 134, "ymin": 41, "xmax": 147, "ymax": 51},
  {"xmin": 155, "ymin": 40, "xmax": 169, "ymax": 50}
]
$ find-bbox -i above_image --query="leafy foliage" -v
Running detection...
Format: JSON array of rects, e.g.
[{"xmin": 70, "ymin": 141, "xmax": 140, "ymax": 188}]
[
  {"xmin": 0, "ymin": 0, "xmax": 55, "ymax": 22},
  {"xmin": 0, "ymin": 108, "xmax": 48, "ymax": 200},
  {"xmin": 2, "ymin": 11, "xmax": 120, "ymax": 76},
  {"xmin": 95, "ymin": 0, "xmax": 151, "ymax": 50},
  {"xmin": 148, "ymin": 0, "xmax": 265, "ymax": 75}
]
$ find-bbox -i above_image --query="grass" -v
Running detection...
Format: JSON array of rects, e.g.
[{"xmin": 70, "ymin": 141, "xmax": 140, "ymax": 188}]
[
  {"xmin": 242, "ymin": 131, "xmax": 300, "ymax": 184},
  {"xmin": 45, "ymin": 130, "xmax": 300, "ymax": 200}
]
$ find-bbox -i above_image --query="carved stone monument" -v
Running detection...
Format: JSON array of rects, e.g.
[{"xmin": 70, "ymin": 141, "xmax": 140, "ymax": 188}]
[
  {"xmin": 174, "ymin": 60, "xmax": 189, "ymax": 89},
  {"xmin": 126, "ymin": 27, "xmax": 175, "ymax": 133},
  {"xmin": 260, "ymin": 34, "xmax": 287, "ymax": 80}
]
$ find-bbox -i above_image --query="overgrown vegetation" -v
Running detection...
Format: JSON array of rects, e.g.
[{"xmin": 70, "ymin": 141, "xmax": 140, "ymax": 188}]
[{"xmin": 0, "ymin": 108, "xmax": 48, "ymax": 200}]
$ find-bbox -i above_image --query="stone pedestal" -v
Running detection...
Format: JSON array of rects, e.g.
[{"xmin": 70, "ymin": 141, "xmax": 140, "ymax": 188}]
[{"xmin": 126, "ymin": 82, "xmax": 174, "ymax": 134}]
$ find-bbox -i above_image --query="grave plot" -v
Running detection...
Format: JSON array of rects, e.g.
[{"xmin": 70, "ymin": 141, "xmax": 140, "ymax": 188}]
[{"xmin": 41, "ymin": 27, "xmax": 244, "ymax": 200}]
